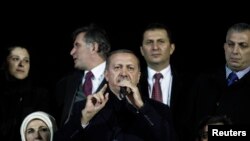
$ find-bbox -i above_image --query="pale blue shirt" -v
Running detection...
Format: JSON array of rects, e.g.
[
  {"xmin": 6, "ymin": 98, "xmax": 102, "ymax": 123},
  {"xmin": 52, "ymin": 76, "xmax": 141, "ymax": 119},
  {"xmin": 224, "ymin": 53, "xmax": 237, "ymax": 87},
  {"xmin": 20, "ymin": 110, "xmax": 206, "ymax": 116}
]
[{"xmin": 226, "ymin": 66, "xmax": 250, "ymax": 79}]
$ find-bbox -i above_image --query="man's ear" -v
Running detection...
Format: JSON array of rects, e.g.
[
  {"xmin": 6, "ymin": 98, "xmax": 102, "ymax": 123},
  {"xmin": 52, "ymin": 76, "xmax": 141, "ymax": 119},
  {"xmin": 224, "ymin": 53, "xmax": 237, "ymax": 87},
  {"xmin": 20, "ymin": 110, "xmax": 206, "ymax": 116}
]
[
  {"xmin": 137, "ymin": 71, "xmax": 141, "ymax": 84},
  {"xmin": 140, "ymin": 46, "xmax": 145, "ymax": 56},
  {"xmin": 104, "ymin": 70, "xmax": 109, "ymax": 82},
  {"xmin": 91, "ymin": 42, "xmax": 99, "ymax": 52},
  {"xmin": 170, "ymin": 43, "xmax": 175, "ymax": 55}
]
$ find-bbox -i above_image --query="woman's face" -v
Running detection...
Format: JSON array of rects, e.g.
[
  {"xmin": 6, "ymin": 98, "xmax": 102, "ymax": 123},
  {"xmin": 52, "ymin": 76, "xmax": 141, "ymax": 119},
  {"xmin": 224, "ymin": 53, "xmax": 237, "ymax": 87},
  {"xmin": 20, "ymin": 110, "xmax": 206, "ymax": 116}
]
[
  {"xmin": 25, "ymin": 119, "xmax": 50, "ymax": 141},
  {"xmin": 7, "ymin": 47, "xmax": 30, "ymax": 80}
]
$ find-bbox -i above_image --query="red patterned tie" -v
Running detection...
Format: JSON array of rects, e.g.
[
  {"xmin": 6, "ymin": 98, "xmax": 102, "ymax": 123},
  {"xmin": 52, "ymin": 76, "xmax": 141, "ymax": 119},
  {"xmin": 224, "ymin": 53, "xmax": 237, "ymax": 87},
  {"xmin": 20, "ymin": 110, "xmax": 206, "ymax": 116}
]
[
  {"xmin": 83, "ymin": 71, "xmax": 94, "ymax": 96},
  {"xmin": 152, "ymin": 73, "xmax": 163, "ymax": 102}
]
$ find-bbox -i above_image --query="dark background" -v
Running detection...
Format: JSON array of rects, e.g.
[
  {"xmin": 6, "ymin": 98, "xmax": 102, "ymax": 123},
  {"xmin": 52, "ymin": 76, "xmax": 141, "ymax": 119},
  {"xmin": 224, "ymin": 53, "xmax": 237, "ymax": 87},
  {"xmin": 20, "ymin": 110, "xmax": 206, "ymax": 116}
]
[{"xmin": 1, "ymin": 4, "xmax": 249, "ymax": 90}]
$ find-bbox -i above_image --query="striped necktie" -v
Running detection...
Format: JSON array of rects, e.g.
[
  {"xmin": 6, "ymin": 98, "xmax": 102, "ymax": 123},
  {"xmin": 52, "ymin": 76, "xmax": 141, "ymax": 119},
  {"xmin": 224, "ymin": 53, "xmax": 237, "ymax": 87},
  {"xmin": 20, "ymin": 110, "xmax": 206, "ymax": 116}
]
[
  {"xmin": 227, "ymin": 72, "xmax": 238, "ymax": 86},
  {"xmin": 152, "ymin": 73, "xmax": 163, "ymax": 102},
  {"xmin": 83, "ymin": 71, "xmax": 94, "ymax": 96}
]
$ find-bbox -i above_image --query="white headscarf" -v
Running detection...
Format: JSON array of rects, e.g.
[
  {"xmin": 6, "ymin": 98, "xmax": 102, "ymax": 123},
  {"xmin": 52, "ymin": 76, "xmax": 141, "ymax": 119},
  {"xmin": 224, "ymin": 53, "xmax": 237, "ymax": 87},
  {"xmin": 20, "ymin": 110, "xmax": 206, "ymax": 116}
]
[{"xmin": 20, "ymin": 111, "xmax": 57, "ymax": 141}]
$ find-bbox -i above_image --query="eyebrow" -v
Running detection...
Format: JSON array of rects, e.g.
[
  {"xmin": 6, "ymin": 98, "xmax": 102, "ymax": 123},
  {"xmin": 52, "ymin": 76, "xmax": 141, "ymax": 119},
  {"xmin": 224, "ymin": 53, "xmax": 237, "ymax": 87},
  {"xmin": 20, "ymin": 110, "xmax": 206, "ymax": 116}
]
[
  {"xmin": 9, "ymin": 55, "xmax": 30, "ymax": 59},
  {"xmin": 26, "ymin": 126, "xmax": 48, "ymax": 130},
  {"xmin": 227, "ymin": 40, "xmax": 248, "ymax": 44}
]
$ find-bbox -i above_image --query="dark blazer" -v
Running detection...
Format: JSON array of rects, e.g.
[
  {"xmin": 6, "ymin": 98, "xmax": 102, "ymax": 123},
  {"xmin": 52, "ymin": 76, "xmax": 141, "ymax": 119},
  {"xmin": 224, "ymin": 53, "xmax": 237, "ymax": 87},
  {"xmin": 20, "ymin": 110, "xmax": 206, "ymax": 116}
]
[
  {"xmin": 54, "ymin": 70, "xmax": 106, "ymax": 127},
  {"xmin": 55, "ymin": 89, "xmax": 175, "ymax": 141},
  {"xmin": 139, "ymin": 67, "xmax": 190, "ymax": 141},
  {"xmin": 189, "ymin": 67, "xmax": 250, "ymax": 132},
  {"xmin": 140, "ymin": 68, "xmax": 184, "ymax": 115}
]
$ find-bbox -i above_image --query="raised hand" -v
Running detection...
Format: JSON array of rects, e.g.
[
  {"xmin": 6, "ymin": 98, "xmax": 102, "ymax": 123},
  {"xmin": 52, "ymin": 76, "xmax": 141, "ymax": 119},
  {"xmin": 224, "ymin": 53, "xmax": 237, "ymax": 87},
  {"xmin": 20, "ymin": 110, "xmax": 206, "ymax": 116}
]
[
  {"xmin": 119, "ymin": 80, "xmax": 144, "ymax": 109},
  {"xmin": 81, "ymin": 84, "xmax": 109, "ymax": 124}
]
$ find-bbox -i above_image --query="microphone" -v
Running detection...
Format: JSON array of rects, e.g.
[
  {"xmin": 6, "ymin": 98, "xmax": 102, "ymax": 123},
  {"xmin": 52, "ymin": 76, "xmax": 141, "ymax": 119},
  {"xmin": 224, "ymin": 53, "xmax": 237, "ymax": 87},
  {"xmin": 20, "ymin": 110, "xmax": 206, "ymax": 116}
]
[{"xmin": 120, "ymin": 86, "xmax": 128, "ymax": 100}]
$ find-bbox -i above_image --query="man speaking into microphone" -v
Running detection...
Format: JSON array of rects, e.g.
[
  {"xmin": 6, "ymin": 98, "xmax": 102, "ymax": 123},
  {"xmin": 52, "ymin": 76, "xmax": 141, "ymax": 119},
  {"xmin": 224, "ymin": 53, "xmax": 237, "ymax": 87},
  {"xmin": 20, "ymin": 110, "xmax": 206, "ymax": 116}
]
[{"xmin": 55, "ymin": 49, "xmax": 176, "ymax": 141}]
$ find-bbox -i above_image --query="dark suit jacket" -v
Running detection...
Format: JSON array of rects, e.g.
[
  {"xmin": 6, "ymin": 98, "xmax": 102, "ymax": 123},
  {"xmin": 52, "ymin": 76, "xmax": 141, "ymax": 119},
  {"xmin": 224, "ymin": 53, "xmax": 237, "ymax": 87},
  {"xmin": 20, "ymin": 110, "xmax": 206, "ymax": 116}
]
[
  {"xmin": 140, "ymin": 67, "xmax": 185, "ymax": 116},
  {"xmin": 189, "ymin": 67, "xmax": 250, "ymax": 135},
  {"xmin": 54, "ymin": 70, "xmax": 106, "ymax": 127},
  {"xmin": 55, "ymin": 89, "xmax": 175, "ymax": 141},
  {"xmin": 139, "ymin": 67, "xmax": 190, "ymax": 141}
]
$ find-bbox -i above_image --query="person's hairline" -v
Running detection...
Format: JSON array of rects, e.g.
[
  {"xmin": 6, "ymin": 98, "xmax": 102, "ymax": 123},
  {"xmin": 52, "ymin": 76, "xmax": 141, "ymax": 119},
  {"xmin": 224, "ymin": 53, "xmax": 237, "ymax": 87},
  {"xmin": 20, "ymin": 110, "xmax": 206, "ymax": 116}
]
[{"xmin": 105, "ymin": 49, "xmax": 141, "ymax": 71}]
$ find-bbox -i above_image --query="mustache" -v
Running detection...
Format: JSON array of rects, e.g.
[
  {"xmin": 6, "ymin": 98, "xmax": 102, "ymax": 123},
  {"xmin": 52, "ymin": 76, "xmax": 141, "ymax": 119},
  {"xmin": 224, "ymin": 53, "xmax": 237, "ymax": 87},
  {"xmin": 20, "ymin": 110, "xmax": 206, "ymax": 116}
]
[{"xmin": 117, "ymin": 76, "xmax": 130, "ymax": 83}]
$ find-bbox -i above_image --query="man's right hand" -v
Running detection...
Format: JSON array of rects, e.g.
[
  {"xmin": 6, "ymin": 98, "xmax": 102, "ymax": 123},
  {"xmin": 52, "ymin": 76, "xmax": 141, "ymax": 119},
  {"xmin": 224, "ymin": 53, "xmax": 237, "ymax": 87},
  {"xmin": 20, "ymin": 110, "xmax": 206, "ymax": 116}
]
[{"xmin": 81, "ymin": 84, "xmax": 109, "ymax": 125}]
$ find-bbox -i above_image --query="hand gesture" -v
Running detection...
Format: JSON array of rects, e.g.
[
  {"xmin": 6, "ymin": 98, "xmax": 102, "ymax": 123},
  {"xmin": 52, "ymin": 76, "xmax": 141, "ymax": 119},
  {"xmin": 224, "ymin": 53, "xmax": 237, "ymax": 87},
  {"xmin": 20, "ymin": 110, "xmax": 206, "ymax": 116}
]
[
  {"xmin": 81, "ymin": 84, "xmax": 109, "ymax": 124},
  {"xmin": 119, "ymin": 80, "xmax": 144, "ymax": 109}
]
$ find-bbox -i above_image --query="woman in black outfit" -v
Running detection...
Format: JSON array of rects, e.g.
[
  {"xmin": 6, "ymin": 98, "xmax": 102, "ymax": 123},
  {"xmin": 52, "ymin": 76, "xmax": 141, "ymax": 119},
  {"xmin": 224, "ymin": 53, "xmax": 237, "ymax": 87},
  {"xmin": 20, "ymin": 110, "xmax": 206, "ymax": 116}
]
[{"xmin": 0, "ymin": 45, "xmax": 51, "ymax": 141}]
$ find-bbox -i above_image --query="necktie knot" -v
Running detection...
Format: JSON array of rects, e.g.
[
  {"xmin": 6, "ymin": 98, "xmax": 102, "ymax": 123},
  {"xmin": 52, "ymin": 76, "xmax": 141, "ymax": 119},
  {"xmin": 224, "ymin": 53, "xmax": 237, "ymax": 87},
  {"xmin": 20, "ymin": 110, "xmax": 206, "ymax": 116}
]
[
  {"xmin": 83, "ymin": 71, "xmax": 94, "ymax": 96},
  {"xmin": 85, "ymin": 71, "xmax": 94, "ymax": 80},
  {"xmin": 227, "ymin": 72, "xmax": 238, "ymax": 86},
  {"xmin": 154, "ymin": 73, "xmax": 163, "ymax": 80}
]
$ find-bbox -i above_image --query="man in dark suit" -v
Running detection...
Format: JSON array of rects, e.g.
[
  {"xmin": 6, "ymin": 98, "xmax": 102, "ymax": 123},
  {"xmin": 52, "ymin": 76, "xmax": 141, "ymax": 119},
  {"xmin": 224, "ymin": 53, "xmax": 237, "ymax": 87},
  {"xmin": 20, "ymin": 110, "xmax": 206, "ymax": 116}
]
[
  {"xmin": 189, "ymin": 23, "xmax": 250, "ymax": 139},
  {"xmin": 54, "ymin": 23, "xmax": 111, "ymax": 127},
  {"xmin": 139, "ymin": 23, "xmax": 190, "ymax": 140},
  {"xmin": 55, "ymin": 49, "xmax": 175, "ymax": 141}
]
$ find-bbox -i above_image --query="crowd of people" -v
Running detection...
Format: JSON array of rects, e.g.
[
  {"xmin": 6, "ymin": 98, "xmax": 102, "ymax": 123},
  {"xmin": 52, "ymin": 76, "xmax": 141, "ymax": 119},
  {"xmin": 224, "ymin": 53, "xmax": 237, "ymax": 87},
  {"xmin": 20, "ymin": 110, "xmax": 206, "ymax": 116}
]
[{"xmin": 1, "ymin": 22, "xmax": 250, "ymax": 141}]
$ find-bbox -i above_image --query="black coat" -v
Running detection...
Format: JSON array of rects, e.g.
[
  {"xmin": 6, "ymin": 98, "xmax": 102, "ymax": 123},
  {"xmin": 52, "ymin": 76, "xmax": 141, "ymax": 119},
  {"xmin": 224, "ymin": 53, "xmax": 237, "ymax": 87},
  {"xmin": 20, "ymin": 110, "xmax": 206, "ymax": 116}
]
[
  {"xmin": 0, "ymin": 70, "xmax": 51, "ymax": 141},
  {"xmin": 54, "ymin": 70, "xmax": 106, "ymax": 127},
  {"xmin": 189, "ymin": 67, "xmax": 250, "ymax": 136},
  {"xmin": 139, "ymin": 67, "xmax": 191, "ymax": 141},
  {"xmin": 55, "ymin": 88, "xmax": 175, "ymax": 141}
]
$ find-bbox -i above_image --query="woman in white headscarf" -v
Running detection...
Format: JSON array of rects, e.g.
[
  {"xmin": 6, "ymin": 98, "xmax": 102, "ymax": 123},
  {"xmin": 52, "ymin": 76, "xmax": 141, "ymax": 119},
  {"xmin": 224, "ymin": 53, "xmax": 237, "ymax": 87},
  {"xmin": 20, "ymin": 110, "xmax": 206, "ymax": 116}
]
[{"xmin": 20, "ymin": 111, "xmax": 57, "ymax": 141}]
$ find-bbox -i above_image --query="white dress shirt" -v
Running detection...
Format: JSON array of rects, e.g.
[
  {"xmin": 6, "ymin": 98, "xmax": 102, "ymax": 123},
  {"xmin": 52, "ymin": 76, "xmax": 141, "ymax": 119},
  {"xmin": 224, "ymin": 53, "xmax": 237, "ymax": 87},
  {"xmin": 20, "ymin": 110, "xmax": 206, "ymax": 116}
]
[
  {"xmin": 147, "ymin": 65, "xmax": 173, "ymax": 106},
  {"xmin": 82, "ymin": 62, "xmax": 106, "ymax": 94}
]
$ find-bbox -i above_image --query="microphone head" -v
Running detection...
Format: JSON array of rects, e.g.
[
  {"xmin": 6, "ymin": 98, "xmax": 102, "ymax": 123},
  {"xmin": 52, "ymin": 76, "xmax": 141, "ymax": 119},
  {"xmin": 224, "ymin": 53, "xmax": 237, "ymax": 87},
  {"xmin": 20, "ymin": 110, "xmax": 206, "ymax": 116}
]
[{"xmin": 119, "ymin": 86, "xmax": 127, "ymax": 99}]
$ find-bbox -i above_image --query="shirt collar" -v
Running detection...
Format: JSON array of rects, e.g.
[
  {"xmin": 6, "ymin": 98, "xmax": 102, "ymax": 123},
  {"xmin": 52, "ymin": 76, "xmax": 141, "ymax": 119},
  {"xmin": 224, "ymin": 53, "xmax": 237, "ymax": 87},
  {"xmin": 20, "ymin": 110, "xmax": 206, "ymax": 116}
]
[
  {"xmin": 225, "ymin": 65, "xmax": 250, "ymax": 79},
  {"xmin": 85, "ymin": 62, "xmax": 106, "ymax": 80},
  {"xmin": 147, "ymin": 65, "xmax": 171, "ymax": 81}
]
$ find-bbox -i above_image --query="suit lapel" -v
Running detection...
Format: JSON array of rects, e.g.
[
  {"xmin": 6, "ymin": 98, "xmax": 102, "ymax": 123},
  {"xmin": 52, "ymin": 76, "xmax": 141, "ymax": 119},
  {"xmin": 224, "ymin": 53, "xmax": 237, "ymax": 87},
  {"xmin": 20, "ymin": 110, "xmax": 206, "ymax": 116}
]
[{"xmin": 61, "ymin": 70, "xmax": 84, "ymax": 125}]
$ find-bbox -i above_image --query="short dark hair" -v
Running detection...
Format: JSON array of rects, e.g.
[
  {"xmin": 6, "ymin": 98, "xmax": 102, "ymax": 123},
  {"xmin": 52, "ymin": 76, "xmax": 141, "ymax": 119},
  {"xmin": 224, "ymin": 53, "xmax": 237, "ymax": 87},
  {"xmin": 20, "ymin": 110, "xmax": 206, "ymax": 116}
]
[
  {"xmin": 72, "ymin": 23, "xmax": 111, "ymax": 59},
  {"xmin": 142, "ymin": 23, "xmax": 173, "ymax": 44},
  {"xmin": 226, "ymin": 23, "xmax": 250, "ymax": 40},
  {"xmin": 106, "ymin": 49, "xmax": 140, "ymax": 71}
]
